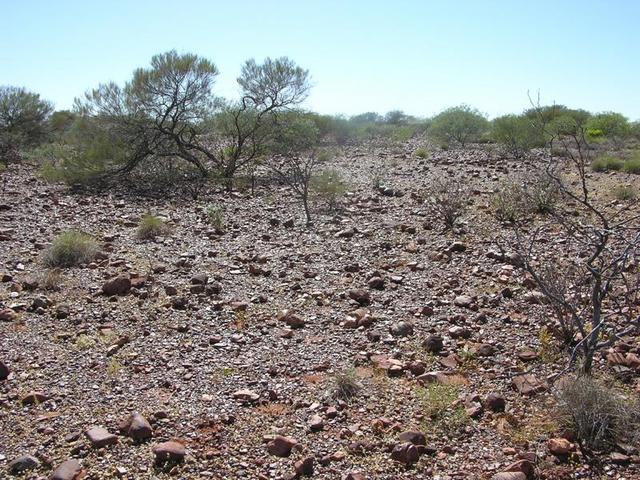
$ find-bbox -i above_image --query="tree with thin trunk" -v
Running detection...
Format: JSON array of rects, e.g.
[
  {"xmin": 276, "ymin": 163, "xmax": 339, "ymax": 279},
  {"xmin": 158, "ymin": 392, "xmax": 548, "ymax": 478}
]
[{"xmin": 504, "ymin": 99, "xmax": 640, "ymax": 376}]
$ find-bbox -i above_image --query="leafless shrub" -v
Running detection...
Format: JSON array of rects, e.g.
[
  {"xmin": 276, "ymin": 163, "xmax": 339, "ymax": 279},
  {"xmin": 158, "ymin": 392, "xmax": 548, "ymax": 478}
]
[{"xmin": 425, "ymin": 177, "xmax": 467, "ymax": 230}]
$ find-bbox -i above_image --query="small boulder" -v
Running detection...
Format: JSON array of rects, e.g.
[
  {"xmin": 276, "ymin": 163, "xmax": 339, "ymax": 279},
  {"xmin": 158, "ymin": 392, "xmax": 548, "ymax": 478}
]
[
  {"xmin": 102, "ymin": 276, "xmax": 131, "ymax": 296},
  {"xmin": 267, "ymin": 435, "xmax": 297, "ymax": 457},
  {"xmin": 118, "ymin": 412, "xmax": 152, "ymax": 441},
  {"xmin": 85, "ymin": 427, "xmax": 118, "ymax": 448},
  {"xmin": 0, "ymin": 360, "xmax": 9, "ymax": 381},
  {"xmin": 390, "ymin": 442, "xmax": 419, "ymax": 464},
  {"xmin": 8, "ymin": 455, "xmax": 40, "ymax": 474}
]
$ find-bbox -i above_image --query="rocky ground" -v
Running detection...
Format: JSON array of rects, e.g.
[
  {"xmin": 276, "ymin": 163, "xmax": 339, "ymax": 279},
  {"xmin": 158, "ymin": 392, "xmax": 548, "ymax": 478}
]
[{"xmin": 0, "ymin": 143, "xmax": 639, "ymax": 480}]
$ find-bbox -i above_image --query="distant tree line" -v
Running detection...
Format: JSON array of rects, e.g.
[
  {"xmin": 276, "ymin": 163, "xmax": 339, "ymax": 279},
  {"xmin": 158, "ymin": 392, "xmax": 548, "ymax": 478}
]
[{"xmin": 2, "ymin": 50, "xmax": 640, "ymax": 196}]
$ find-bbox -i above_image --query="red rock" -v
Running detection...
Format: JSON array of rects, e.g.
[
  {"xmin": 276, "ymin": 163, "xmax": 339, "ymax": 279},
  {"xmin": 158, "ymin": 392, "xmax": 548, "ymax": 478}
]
[
  {"xmin": 102, "ymin": 275, "xmax": 131, "ymax": 296},
  {"xmin": 390, "ymin": 442, "xmax": 419, "ymax": 464},
  {"xmin": 294, "ymin": 455, "xmax": 314, "ymax": 476},
  {"xmin": 233, "ymin": 389, "xmax": 260, "ymax": 403},
  {"xmin": 398, "ymin": 430, "xmax": 426, "ymax": 445},
  {"xmin": 267, "ymin": 435, "xmax": 297, "ymax": 457},
  {"xmin": 484, "ymin": 393, "xmax": 506, "ymax": 412},
  {"xmin": 547, "ymin": 438, "xmax": 574, "ymax": 456},
  {"xmin": 153, "ymin": 441, "xmax": 186, "ymax": 463},
  {"xmin": 504, "ymin": 459, "xmax": 535, "ymax": 478},
  {"xmin": 491, "ymin": 473, "xmax": 526, "ymax": 480},
  {"xmin": 118, "ymin": 412, "xmax": 152, "ymax": 440},
  {"xmin": 348, "ymin": 289, "xmax": 370, "ymax": 306},
  {"xmin": 50, "ymin": 459, "xmax": 82, "ymax": 480},
  {"xmin": 85, "ymin": 427, "xmax": 118, "ymax": 448},
  {"xmin": 0, "ymin": 308, "xmax": 17, "ymax": 322}
]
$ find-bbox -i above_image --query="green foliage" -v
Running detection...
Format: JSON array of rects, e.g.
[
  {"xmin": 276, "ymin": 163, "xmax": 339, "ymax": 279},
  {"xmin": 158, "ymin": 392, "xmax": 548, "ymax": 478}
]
[
  {"xmin": 623, "ymin": 156, "xmax": 640, "ymax": 174},
  {"xmin": 429, "ymin": 105, "xmax": 489, "ymax": 148},
  {"xmin": 136, "ymin": 214, "xmax": 168, "ymax": 240},
  {"xmin": 585, "ymin": 112, "xmax": 630, "ymax": 145},
  {"xmin": 0, "ymin": 86, "xmax": 53, "ymax": 162},
  {"xmin": 630, "ymin": 121, "xmax": 640, "ymax": 140},
  {"xmin": 416, "ymin": 383, "xmax": 469, "ymax": 433},
  {"xmin": 493, "ymin": 180, "xmax": 529, "ymax": 223},
  {"xmin": 558, "ymin": 376, "xmax": 639, "ymax": 451},
  {"xmin": 44, "ymin": 231, "xmax": 99, "ymax": 268},
  {"xmin": 493, "ymin": 172, "xmax": 558, "ymax": 222},
  {"xmin": 491, "ymin": 114, "xmax": 544, "ymax": 158},
  {"xmin": 590, "ymin": 155, "xmax": 624, "ymax": 172},
  {"xmin": 311, "ymin": 168, "xmax": 346, "ymax": 211}
]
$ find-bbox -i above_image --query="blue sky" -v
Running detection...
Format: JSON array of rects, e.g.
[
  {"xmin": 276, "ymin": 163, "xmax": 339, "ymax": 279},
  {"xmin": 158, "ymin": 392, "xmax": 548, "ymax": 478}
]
[{"xmin": 2, "ymin": 0, "xmax": 639, "ymax": 119}]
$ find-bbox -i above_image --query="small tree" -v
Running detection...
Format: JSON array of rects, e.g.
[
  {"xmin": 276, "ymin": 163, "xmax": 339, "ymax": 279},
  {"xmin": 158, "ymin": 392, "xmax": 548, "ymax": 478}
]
[
  {"xmin": 0, "ymin": 86, "xmax": 53, "ymax": 163},
  {"xmin": 429, "ymin": 105, "xmax": 488, "ymax": 148},
  {"xmin": 267, "ymin": 114, "xmax": 320, "ymax": 225}
]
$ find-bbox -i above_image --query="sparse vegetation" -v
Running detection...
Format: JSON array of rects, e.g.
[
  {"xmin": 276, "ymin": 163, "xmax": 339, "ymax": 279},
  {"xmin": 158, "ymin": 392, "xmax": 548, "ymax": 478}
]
[
  {"xmin": 311, "ymin": 168, "xmax": 346, "ymax": 211},
  {"xmin": 43, "ymin": 231, "xmax": 99, "ymax": 268},
  {"xmin": 591, "ymin": 155, "xmax": 624, "ymax": 172},
  {"xmin": 424, "ymin": 177, "xmax": 467, "ymax": 229},
  {"xmin": 612, "ymin": 185, "xmax": 636, "ymax": 201},
  {"xmin": 206, "ymin": 205, "xmax": 225, "ymax": 231},
  {"xmin": 331, "ymin": 369, "xmax": 361, "ymax": 401},
  {"xmin": 136, "ymin": 214, "xmax": 168, "ymax": 240},
  {"xmin": 429, "ymin": 105, "xmax": 489, "ymax": 148},
  {"xmin": 415, "ymin": 147, "xmax": 429, "ymax": 159}
]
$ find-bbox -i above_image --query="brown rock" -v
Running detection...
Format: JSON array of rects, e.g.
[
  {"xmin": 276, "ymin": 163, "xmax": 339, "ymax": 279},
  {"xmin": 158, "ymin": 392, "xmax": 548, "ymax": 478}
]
[
  {"xmin": 308, "ymin": 414, "xmax": 324, "ymax": 432},
  {"xmin": 398, "ymin": 430, "xmax": 426, "ymax": 446},
  {"xmin": 390, "ymin": 442, "xmax": 419, "ymax": 464},
  {"xmin": 484, "ymin": 393, "xmax": 506, "ymax": 412},
  {"xmin": 491, "ymin": 473, "xmax": 526, "ymax": 480},
  {"xmin": 0, "ymin": 308, "xmax": 18, "ymax": 322},
  {"xmin": 348, "ymin": 289, "xmax": 370, "ymax": 306},
  {"xmin": 8, "ymin": 455, "xmax": 40, "ymax": 474},
  {"xmin": 294, "ymin": 456, "xmax": 314, "ymax": 476},
  {"xmin": 102, "ymin": 276, "xmax": 131, "ymax": 296},
  {"xmin": 118, "ymin": 412, "xmax": 152, "ymax": 440},
  {"xmin": 0, "ymin": 360, "xmax": 9, "ymax": 380},
  {"xmin": 233, "ymin": 389, "xmax": 260, "ymax": 403},
  {"xmin": 50, "ymin": 459, "xmax": 83, "ymax": 480},
  {"xmin": 513, "ymin": 374, "xmax": 545, "ymax": 396},
  {"xmin": 21, "ymin": 391, "xmax": 48, "ymax": 405},
  {"xmin": 423, "ymin": 335, "xmax": 444, "ymax": 353}
]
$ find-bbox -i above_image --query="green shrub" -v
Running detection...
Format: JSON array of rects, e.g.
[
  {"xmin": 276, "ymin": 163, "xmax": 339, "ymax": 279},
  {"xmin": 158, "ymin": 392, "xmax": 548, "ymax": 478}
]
[
  {"xmin": 44, "ymin": 231, "xmax": 99, "ymax": 268},
  {"xmin": 205, "ymin": 205, "xmax": 225, "ymax": 232},
  {"xmin": 429, "ymin": 105, "xmax": 489, "ymax": 148},
  {"xmin": 591, "ymin": 155, "xmax": 624, "ymax": 172},
  {"xmin": 612, "ymin": 185, "xmax": 636, "ymax": 201},
  {"xmin": 585, "ymin": 112, "xmax": 630, "ymax": 145},
  {"xmin": 425, "ymin": 177, "xmax": 467, "ymax": 229},
  {"xmin": 622, "ymin": 157, "xmax": 640, "ymax": 174},
  {"xmin": 136, "ymin": 214, "xmax": 168, "ymax": 240},
  {"xmin": 491, "ymin": 114, "xmax": 544, "ymax": 158},
  {"xmin": 492, "ymin": 180, "xmax": 529, "ymax": 223},
  {"xmin": 525, "ymin": 171, "xmax": 559, "ymax": 214},
  {"xmin": 558, "ymin": 376, "xmax": 639, "ymax": 451},
  {"xmin": 311, "ymin": 168, "xmax": 346, "ymax": 211},
  {"xmin": 415, "ymin": 147, "xmax": 429, "ymax": 159}
]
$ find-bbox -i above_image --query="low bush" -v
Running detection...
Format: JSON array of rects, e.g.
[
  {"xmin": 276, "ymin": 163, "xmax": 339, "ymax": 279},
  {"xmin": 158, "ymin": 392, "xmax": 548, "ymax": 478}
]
[
  {"xmin": 591, "ymin": 155, "xmax": 624, "ymax": 172},
  {"xmin": 493, "ymin": 180, "xmax": 529, "ymax": 223},
  {"xmin": 622, "ymin": 156, "xmax": 640, "ymax": 174},
  {"xmin": 44, "ymin": 231, "xmax": 99, "ymax": 268},
  {"xmin": 558, "ymin": 376, "xmax": 639, "ymax": 451},
  {"xmin": 491, "ymin": 114, "xmax": 544, "ymax": 158},
  {"xmin": 136, "ymin": 214, "xmax": 168, "ymax": 240}
]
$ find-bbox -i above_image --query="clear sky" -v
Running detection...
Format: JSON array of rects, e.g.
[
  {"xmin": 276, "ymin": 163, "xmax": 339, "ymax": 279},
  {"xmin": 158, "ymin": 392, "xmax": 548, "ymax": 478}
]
[{"xmin": 2, "ymin": 0, "xmax": 639, "ymax": 120}]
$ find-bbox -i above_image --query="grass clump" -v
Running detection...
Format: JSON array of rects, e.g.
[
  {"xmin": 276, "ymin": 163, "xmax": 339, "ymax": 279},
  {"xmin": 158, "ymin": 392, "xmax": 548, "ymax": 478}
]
[
  {"xmin": 612, "ymin": 185, "xmax": 636, "ymax": 201},
  {"xmin": 558, "ymin": 376, "xmax": 639, "ymax": 451},
  {"xmin": 591, "ymin": 155, "xmax": 624, "ymax": 172},
  {"xmin": 424, "ymin": 177, "xmax": 467, "ymax": 230},
  {"xmin": 331, "ymin": 369, "xmax": 362, "ymax": 401},
  {"xmin": 205, "ymin": 205, "xmax": 225, "ymax": 232},
  {"xmin": 136, "ymin": 213, "xmax": 168, "ymax": 240},
  {"xmin": 417, "ymin": 383, "xmax": 469, "ymax": 432},
  {"xmin": 43, "ymin": 231, "xmax": 98, "ymax": 268},
  {"xmin": 415, "ymin": 147, "xmax": 429, "ymax": 159}
]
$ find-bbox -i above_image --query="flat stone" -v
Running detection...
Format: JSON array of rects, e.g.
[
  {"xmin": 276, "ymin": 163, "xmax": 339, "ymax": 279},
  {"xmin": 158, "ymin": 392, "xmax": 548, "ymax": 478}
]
[
  {"xmin": 153, "ymin": 441, "xmax": 186, "ymax": 464},
  {"xmin": 85, "ymin": 427, "xmax": 118, "ymax": 448},
  {"xmin": 50, "ymin": 459, "xmax": 82, "ymax": 480},
  {"xmin": 8, "ymin": 455, "xmax": 40, "ymax": 474}
]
